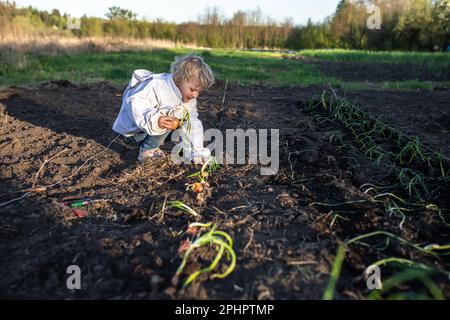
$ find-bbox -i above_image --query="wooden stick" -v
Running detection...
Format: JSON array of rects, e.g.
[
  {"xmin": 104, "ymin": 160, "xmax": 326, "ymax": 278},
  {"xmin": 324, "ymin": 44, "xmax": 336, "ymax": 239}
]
[
  {"xmin": 217, "ymin": 79, "xmax": 229, "ymax": 131},
  {"xmin": 286, "ymin": 260, "xmax": 318, "ymax": 266},
  {"xmin": 221, "ymin": 78, "xmax": 228, "ymax": 107}
]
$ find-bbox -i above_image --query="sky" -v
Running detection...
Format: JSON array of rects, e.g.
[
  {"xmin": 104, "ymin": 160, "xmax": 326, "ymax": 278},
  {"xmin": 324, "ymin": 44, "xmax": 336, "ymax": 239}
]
[{"xmin": 13, "ymin": 0, "xmax": 341, "ymax": 25}]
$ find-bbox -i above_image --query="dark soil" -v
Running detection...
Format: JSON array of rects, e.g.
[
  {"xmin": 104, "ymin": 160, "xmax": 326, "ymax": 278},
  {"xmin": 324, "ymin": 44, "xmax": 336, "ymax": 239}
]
[
  {"xmin": 0, "ymin": 76, "xmax": 449, "ymax": 299},
  {"xmin": 313, "ymin": 60, "xmax": 449, "ymax": 81},
  {"xmin": 341, "ymin": 89, "xmax": 450, "ymax": 158},
  {"xmin": 287, "ymin": 56, "xmax": 450, "ymax": 82}
]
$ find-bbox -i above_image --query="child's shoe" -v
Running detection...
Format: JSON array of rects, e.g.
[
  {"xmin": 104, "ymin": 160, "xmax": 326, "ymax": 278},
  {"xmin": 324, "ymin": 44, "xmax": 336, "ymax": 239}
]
[{"xmin": 137, "ymin": 147, "xmax": 165, "ymax": 162}]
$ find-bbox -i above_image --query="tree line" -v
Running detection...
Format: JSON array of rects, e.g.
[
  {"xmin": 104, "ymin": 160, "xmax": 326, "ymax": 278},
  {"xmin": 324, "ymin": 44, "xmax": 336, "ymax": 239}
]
[{"xmin": 1, "ymin": 0, "xmax": 449, "ymax": 51}]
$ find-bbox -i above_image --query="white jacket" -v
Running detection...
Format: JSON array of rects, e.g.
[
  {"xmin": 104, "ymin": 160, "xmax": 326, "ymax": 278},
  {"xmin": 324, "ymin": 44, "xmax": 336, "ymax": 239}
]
[{"xmin": 112, "ymin": 70, "xmax": 210, "ymax": 160}]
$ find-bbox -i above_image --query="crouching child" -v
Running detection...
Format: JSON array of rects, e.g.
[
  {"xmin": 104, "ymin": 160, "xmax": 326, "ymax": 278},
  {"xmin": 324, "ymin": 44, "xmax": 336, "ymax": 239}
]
[{"xmin": 112, "ymin": 54, "xmax": 215, "ymax": 165}]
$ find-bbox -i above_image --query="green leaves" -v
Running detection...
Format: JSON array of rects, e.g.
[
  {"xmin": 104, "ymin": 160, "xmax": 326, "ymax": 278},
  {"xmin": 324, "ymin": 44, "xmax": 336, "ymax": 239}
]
[
  {"xmin": 168, "ymin": 201, "xmax": 199, "ymax": 217},
  {"xmin": 175, "ymin": 223, "xmax": 236, "ymax": 287},
  {"xmin": 323, "ymin": 231, "xmax": 450, "ymax": 300},
  {"xmin": 307, "ymin": 91, "xmax": 448, "ymax": 202}
]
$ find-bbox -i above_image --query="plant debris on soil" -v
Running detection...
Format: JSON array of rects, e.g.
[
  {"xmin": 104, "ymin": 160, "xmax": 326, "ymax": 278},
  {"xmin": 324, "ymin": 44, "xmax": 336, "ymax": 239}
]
[{"xmin": 0, "ymin": 77, "xmax": 449, "ymax": 299}]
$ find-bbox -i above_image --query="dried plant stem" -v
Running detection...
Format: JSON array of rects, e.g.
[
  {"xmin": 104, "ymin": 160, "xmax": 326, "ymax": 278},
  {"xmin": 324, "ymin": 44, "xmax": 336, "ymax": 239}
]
[{"xmin": 32, "ymin": 148, "xmax": 69, "ymax": 189}]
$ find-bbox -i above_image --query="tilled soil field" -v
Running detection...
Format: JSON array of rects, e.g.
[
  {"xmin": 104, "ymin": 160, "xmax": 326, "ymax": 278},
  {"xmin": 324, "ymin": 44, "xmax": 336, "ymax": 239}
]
[{"xmin": 0, "ymin": 78, "xmax": 449, "ymax": 299}]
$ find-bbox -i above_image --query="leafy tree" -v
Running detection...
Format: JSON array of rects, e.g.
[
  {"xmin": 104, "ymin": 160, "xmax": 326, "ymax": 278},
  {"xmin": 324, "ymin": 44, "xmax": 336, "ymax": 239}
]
[
  {"xmin": 1, "ymin": 0, "xmax": 448, "ymax": 51},
  {"xmin": 105, "ymin": 6, "xmax": 136, "ymax": 20},
  {"xmin": 394, "ymin": 0, "xmax": 434, "ymax": 50}
]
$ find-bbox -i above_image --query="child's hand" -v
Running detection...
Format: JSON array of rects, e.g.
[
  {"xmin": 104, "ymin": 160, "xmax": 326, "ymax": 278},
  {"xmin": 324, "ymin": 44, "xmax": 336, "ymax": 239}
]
[
  {"xmin": 192, "ymin": 157, "xmax": 205, "ymax": 166},
  {"xmin": 158, "ymin": 116, "xmax": 178, "ymax": 130}
]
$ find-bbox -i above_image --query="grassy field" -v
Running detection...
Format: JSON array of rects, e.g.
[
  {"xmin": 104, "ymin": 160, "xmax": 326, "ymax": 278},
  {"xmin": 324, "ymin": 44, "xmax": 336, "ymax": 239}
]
[
  {"xmin": 0, "ymin": 48, "xmax": 326, "ymax": 87},
  {"xmin": 0, "ymin": 47, "xmax": 448, "ymax": 90},
  {"xmin": 297, "ymin": 49, "xmax": 450, "ymax": 70}
]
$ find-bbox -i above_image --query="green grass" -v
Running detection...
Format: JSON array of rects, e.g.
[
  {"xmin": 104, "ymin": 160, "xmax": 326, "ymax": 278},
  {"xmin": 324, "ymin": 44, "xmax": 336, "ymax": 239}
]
[
  {"xmin": 340, "ymin": 80, "xmax": 447, "ymax": 92},
  {"xmin": 0, "ymin": 48, "xmax": 448, "ymax": 90},
  {"xmin": 0, "ymin": 48, "xmax": 327, "ymax": 87},
  {"xmin": 381, "ymin": 80, "xmax": 448, "ymax": 91},
  {"xmin": 297, "ymin": 49, "xmax": 450, "ymax": 70}
]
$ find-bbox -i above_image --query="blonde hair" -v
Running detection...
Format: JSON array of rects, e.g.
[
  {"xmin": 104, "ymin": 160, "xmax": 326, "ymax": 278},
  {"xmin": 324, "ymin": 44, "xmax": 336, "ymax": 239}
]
[{"xmin": 170, "ymin": 54, "xmax": 215, "ymax": 89}]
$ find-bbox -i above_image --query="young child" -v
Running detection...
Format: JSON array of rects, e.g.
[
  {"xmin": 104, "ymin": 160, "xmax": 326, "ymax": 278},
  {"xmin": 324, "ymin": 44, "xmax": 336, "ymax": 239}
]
[{"xmin": 112, "ymin": 54, "xmax": 214, "ymax": 164}]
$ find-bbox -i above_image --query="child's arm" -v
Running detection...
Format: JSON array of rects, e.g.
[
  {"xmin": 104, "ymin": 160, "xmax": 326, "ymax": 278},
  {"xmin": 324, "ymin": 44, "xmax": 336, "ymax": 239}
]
[
  {"xmin": 181, "ymin": 99, "xmax": 210, "ymax": 162},
  {"xmin": 114, "ymin": 74, "xmax": 180, "ymax": 137},
  {"xmin": 128, "ymin": 95, "xmax": 168, "ymax": 135}
]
